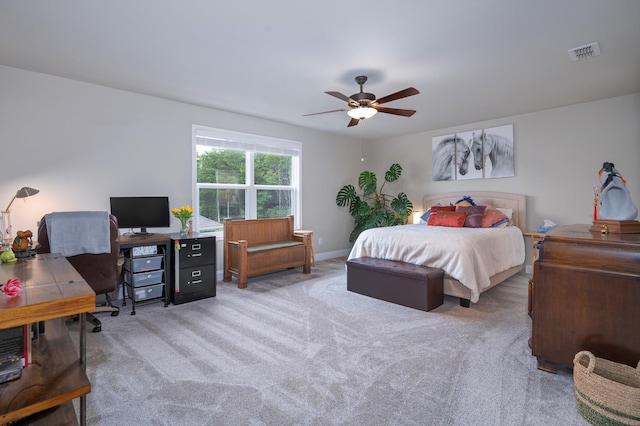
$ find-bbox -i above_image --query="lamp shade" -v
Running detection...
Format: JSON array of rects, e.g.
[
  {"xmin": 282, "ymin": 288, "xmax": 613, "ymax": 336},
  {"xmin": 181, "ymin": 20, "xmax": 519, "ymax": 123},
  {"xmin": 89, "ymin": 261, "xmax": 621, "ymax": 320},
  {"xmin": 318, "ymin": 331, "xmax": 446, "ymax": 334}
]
[
  {"xmin": 4, "ymin": 187, "xmax": 39, "ymax": 212},
  {"xmin": 347, "ymin": 106, "xmax": 378, "ymax": 120},
  {"xmin": 16, "ymin": 187, "xmax": 39, "ymax": 198}
]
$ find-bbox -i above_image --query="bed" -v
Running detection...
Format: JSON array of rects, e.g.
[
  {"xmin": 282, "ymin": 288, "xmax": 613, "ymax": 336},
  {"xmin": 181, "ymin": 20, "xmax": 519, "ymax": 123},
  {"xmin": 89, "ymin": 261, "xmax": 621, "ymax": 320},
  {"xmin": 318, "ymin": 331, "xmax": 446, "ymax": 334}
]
[{"xmin": 347, "ymin": 191, "xmax": 527, "ymax": 306}]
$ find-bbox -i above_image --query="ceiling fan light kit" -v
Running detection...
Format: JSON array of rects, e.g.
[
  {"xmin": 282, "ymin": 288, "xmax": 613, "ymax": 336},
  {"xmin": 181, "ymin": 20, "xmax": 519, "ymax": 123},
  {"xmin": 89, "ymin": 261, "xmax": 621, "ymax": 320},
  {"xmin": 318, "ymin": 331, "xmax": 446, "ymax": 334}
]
[
  {"xmin": 347, "ymin": 106, "xmax": 378, "ymax": 120},
  {"xmin": 304, "ymin": 75, "xmax": 419, "ymax": 127}
]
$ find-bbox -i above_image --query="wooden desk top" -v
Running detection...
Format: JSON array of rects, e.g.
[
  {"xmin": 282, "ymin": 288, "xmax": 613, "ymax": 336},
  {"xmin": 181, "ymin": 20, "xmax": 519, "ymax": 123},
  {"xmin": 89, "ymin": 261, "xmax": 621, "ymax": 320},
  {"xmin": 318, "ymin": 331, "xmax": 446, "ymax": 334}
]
[
  {"xmin": 545, "ymin": 223, "xmax": 640, "ymax": 244},
  {"xmin": 118, "ymin": 233, "xmax": 172, "ymax": 248},
  {"xmin": 0, "ymin": 253, "xmax": 95, "ymax": 329}
]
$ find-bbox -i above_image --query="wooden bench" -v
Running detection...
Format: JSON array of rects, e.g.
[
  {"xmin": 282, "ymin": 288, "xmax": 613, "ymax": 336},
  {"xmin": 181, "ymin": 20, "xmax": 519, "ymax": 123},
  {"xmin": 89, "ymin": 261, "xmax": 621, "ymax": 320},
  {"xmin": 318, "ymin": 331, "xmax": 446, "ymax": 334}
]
[
  {"xmin": 346, "ymin": 257, "xmax": 444, "ymax": 311},
  {"xmin": 223, "ymin": 216, "xmax": 311, "ymax": 289}
]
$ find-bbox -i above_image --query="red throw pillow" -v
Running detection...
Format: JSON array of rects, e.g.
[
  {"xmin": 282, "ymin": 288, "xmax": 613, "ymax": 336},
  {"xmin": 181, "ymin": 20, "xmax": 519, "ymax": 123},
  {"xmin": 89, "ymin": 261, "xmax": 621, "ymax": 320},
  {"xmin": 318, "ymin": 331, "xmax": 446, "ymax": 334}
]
[
  {"xmin": 431, "ymin": 205, "xmax": 456, "ymax": 213},
  {"xmin": 427, "ymin": 211, "xmax": 467, "ymax": 227},
  {"xmin": 480, "ymin": 205, "xmax": 509, "ymax": 227},
  {"xmin": 421, "ymin": 205, "xmax": 457, "ymax": 222}
]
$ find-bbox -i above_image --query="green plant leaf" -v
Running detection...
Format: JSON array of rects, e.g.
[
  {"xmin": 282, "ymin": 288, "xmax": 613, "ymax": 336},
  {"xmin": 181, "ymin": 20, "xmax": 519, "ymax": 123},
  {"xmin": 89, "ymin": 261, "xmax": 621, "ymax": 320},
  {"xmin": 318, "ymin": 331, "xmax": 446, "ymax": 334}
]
[
  {"xmin": 384, "ymin": 163, "xmax": 402, "ymax": 183},
  {"xmin": 358, "ymin": 171, "xmax": 377, "ymax": 197},
  {"xmin": 336, "ymin": 185, "xmax": 356, "ymax": 207},
  {"xmin": 391, "ymin": 192, "xmax": 413, "ymax": 217}
]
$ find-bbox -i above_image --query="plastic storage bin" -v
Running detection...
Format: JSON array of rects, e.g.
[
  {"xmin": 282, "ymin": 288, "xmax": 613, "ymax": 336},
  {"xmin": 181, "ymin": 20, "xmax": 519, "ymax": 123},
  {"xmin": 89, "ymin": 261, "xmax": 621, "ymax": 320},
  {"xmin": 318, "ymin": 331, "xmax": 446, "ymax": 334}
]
[
  {"xmin": 125, "ymin": 270, "xmax": 163, "ymax": 288},
  {"xmin": 132, "ymin": 283, "xmax": 164, "ymax": 302},
  {"xmin": 124, "ymin": 255, "xmax": 163, "ymax": 273}
]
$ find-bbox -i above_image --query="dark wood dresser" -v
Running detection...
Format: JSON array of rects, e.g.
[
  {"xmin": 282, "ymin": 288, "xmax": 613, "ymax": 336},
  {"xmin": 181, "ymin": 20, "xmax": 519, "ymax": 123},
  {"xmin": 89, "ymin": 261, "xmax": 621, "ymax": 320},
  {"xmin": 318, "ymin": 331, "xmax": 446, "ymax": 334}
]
[{"xmin": 531, "ymin": 224, "xmax": 640, "ymax": 373}]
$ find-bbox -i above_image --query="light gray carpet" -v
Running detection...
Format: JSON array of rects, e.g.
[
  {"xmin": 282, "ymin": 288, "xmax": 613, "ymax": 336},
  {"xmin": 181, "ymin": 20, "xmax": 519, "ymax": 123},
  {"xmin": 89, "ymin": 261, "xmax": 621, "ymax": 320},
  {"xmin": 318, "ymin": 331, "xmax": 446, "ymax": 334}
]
[{"xmin": 71, "ymin": 258, "xmax": 587, "ymax": 425}]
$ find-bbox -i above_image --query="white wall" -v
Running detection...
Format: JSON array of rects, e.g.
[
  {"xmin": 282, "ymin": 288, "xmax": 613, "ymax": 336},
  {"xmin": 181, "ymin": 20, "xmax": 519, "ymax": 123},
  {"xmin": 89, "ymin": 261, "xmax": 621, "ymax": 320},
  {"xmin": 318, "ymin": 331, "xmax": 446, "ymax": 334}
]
[
  {"xmin": 1, "ymin": 64, "xmax": 639, "ymax": 270},
  {"xmin": 0, "ymin": 65, "xmax": 361, "ymax": 263},
  {"xmin": 367, "ymin": 93, "xmax": 640, "ymax": 230}
]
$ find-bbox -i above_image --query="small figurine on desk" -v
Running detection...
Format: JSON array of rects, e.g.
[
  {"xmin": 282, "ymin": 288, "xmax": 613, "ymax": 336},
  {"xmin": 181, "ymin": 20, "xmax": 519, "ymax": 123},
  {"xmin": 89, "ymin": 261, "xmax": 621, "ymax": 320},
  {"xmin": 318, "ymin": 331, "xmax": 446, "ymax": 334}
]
[
  {"xmin": 11, "ymin": 230, "xmax": 35, "ymax": 258},
  {"xmin": 597, "ymin": 162, "xmax": 638, "ymax": 221}
]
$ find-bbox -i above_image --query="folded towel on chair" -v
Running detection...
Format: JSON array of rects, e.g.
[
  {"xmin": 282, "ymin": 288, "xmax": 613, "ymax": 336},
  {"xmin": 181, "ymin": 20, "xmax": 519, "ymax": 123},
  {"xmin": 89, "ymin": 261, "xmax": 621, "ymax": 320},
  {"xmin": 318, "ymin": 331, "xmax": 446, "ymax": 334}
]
[{"xmin": 45, "ymin": 211, "xmax": 111, "ymax": 257}]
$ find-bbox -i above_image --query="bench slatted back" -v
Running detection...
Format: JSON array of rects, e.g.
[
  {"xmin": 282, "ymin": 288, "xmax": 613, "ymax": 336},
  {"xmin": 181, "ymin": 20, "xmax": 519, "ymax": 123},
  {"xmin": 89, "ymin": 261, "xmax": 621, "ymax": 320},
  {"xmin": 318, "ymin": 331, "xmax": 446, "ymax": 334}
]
[{"xmin": 224, "ymin": 216, "xmax": 295, "ymax": 246}]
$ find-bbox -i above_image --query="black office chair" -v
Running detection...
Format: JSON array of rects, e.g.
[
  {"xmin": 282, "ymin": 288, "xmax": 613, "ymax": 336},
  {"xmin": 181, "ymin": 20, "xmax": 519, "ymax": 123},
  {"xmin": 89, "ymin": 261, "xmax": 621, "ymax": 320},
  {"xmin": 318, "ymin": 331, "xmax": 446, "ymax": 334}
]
[{"xmin": 36, "ymin": 212, "xmax": 120, "ymax": 332}]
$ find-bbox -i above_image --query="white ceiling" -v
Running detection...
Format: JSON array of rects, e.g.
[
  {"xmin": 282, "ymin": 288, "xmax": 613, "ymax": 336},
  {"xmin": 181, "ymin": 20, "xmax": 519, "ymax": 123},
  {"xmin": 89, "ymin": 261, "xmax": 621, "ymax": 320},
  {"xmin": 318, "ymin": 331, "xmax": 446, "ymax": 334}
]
[{"xmin": 1, "ymin": 1, "xmax": 639, "ymax": 140}]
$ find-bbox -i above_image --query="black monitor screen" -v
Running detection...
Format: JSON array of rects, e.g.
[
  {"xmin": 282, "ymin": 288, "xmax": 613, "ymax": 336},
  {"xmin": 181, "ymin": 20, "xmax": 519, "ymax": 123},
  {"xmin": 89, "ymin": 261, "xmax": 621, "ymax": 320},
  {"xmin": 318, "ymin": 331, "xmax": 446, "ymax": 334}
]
[{"xmin": 109, "ymin": 196, "xmax": 170, "ymax": 235}]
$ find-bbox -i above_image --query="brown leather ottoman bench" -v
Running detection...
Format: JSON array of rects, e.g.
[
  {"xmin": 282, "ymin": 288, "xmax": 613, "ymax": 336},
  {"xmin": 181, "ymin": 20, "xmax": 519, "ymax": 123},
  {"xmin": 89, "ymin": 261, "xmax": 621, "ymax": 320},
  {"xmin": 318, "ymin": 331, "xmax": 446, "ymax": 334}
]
[{"xmin": 346, "ymin": 257, "xmax": 444, "ymax": 312}]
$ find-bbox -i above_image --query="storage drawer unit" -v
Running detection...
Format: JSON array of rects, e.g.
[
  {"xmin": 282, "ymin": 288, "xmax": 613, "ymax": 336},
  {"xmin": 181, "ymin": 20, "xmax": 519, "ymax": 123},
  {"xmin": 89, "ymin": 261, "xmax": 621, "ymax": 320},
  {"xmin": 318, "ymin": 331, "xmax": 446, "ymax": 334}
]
[
  {"xmin": 171, "ymin": 235, "xmax": 216, "ymax": 304},
  {"xmin": 122, "ymin": 245, "xmax": 168, "ymax": 314}
]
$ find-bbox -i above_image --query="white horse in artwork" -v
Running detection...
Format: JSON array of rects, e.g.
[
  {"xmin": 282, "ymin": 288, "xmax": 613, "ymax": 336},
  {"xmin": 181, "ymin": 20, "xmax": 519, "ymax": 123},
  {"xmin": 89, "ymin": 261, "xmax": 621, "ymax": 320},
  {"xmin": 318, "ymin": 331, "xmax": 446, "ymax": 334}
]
[
  {"xmin": 432, "ymin": 136, "xmax": 470, "ymax": 181},
  {"xmin": 470, "ymin": 132, "xmax": 514, "ymax": 178}
]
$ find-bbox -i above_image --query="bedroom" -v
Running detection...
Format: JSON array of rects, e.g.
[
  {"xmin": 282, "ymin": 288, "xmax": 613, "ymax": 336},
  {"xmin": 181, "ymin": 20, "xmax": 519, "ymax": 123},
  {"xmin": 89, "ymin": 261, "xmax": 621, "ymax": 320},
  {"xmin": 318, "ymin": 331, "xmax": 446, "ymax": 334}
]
[
  {"xmin": 0, "ymin": 1, "xmax": 640, "ymax": 424},
  {"xmin": 0, "ymin": 2, "xmax": 638, "ymax": 256}
]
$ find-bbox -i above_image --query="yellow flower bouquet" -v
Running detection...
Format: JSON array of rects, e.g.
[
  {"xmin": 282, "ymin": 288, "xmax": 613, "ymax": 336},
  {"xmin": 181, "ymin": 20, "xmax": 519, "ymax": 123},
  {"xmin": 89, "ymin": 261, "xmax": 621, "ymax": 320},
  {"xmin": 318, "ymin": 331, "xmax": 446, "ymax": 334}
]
[{"xmin": 172, "ymin": 205, "xmax": 194, "ymax": 233}]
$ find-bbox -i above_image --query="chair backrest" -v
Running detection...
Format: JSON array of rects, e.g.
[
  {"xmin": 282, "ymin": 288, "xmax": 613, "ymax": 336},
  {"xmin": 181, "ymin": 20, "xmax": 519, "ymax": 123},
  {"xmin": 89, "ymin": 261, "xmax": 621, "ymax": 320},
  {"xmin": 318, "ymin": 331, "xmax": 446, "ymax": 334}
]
[
  {"xmin": 223, "ymin": 216, "xmax": 295, "ymax": 246},
  {"xmin": 36, "ymin": 213, "xmax": 120, "ymax": 295}
]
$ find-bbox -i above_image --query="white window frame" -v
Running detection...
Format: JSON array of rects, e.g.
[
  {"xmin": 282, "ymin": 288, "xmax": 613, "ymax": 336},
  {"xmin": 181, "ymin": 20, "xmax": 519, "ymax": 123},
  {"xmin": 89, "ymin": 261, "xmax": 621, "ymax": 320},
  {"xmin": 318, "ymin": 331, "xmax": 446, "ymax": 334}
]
[{"xmin": 192, "ymin": 125, "xmax": 302, "ymax": 235}]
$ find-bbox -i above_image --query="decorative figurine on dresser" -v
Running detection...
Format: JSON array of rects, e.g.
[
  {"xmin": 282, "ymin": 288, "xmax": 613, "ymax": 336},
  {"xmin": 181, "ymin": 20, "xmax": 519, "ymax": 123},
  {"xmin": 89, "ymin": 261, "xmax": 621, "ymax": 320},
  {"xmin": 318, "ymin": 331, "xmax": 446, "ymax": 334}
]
[
  {"xmin": 531, "ymin": 162, "xmax": 640, "ymax": 373},
  {"xmin": 591, "ymin": 161, "xmax": 640, "ymax": 233}
]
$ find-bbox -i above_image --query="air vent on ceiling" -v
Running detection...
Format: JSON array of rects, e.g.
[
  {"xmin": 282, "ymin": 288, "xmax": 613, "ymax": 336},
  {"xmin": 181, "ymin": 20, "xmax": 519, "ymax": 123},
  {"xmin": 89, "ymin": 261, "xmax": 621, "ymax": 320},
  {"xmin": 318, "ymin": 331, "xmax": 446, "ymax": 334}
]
[{"xmin": 568, "ymin": 42, "xmax": 601, "ymax": 61}]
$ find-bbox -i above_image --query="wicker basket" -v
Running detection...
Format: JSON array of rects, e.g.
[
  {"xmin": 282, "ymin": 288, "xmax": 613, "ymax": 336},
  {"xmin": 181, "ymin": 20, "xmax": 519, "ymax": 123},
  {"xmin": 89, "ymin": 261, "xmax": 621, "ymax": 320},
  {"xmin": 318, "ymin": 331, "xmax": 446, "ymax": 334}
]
[{"xmin": 573, "ymin": 351, "xmax": 640, "ymax": 426}]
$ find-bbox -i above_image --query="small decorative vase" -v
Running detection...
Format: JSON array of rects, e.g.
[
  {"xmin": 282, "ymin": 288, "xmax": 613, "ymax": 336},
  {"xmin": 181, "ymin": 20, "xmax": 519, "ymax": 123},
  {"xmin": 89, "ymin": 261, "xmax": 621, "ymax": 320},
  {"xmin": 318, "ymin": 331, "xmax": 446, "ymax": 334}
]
[{"xmin": 179, "ymin": 219, "xmax": 189, "ymax": 238}]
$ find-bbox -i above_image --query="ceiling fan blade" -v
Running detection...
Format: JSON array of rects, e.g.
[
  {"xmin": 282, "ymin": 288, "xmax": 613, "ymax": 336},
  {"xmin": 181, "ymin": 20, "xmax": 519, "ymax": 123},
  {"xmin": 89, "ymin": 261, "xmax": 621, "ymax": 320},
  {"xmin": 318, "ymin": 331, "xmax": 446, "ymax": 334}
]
[
  {"xmin": 347, "ymin": 117, "xmax": 359, "ymax": 127},
  {"xmin": 302, "ymin": 108, "xmax": 346, "ymax": 117},
  {"xmin": 375, "ymin": 87, "xmax": 420, "ymax": 105},
  {"xmin": 375, "ymin": 106, "xmax": 416, "ymax": 117},
  {"xmin": 326, "ymin": 91, "xmax": 356, "ymax": 103}
]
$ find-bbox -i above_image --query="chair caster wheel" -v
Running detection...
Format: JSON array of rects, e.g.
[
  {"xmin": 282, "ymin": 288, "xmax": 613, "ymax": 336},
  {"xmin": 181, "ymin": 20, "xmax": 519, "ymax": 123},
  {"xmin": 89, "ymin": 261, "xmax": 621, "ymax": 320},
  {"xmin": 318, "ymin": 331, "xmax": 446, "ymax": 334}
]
[
  {"xmin": 92, "ymin": 325, "xmax": 102, "ymax": 333},
  {"xmin": 130, "ymin": 311, "xmax": 136, "ymax": 316},
  {"xmin": 111, "ymin": 311, "xmax": 119, "ymax": 317}
]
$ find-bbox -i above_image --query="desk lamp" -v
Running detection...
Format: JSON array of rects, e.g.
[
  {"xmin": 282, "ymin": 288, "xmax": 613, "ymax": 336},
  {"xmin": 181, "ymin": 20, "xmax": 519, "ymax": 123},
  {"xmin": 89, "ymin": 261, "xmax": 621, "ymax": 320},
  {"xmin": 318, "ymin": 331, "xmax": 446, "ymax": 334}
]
[{"xmin": 2, "ymin": 187, "xmax": 39, "ymax": 245}]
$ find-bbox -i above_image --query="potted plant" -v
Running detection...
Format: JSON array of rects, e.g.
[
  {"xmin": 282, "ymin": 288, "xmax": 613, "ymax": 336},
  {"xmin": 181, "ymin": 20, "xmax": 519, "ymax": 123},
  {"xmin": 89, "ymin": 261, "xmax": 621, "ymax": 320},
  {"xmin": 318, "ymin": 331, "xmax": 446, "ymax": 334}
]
[{"xmin": 336, "ymin": 163, "xmax": 413, "ymax": 243}]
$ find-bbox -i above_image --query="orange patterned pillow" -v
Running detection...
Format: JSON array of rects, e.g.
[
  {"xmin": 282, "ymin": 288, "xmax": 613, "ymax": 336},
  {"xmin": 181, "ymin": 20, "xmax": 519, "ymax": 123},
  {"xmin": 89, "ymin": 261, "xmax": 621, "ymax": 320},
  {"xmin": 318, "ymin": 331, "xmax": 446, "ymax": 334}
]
[{"xmin": 427, "ymin": 211, "xmax": 467, "ymax": 227}]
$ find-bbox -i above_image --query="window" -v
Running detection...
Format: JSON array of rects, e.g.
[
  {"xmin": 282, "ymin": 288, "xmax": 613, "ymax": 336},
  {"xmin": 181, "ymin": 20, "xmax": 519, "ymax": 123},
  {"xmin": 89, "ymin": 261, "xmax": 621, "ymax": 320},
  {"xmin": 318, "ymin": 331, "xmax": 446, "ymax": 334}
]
[{"xmin": 192, "ymin": 125, "xmax": 302, "ymax": 233}]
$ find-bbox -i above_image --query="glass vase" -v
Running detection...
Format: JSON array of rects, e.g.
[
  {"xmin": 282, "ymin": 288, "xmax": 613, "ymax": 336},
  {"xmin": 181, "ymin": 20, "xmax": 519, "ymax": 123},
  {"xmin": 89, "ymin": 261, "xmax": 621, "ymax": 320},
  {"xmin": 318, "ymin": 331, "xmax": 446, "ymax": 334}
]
[{"xmin": 179, "ymin": 220, "xmax": 189, "ymax": 238}]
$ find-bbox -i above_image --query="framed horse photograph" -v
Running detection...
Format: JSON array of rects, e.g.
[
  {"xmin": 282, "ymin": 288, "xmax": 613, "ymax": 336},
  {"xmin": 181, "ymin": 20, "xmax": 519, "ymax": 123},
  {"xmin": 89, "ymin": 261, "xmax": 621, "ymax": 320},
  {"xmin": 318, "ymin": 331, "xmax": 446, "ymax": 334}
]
[
  {"xmin": 471, "ymin": 124, "xmax": 514, "ymax": 179},
  {"xmin": 432, "ymin": 134, "xmax": 473, "ymax": 181},
  {"xmin": 431, "ymin": 124, "xmax": 514, "ymax": 181}
]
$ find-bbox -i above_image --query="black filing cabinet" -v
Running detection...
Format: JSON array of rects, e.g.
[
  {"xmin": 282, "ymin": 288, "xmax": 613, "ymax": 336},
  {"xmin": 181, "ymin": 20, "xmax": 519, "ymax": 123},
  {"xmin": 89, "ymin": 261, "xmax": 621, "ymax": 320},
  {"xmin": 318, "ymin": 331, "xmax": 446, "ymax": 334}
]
[{"xmin": 170, "ymin": 234, "xmax": 216, "ymax": 304}]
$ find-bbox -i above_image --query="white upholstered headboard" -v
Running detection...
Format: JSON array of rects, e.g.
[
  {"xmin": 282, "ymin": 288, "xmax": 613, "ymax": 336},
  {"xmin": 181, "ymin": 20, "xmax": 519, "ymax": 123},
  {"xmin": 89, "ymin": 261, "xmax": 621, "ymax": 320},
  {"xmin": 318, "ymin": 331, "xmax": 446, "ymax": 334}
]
[{"xmin": 422, "ymin": 191, "xmax": 527, "ymax": 233}]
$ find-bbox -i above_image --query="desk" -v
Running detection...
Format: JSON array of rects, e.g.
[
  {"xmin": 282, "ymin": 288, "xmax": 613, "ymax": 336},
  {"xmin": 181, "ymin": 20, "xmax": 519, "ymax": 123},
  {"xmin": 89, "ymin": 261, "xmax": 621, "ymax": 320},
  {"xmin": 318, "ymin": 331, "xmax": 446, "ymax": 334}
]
[{"xmin": 0, "ymin": 253, "xmax": 95, "ymax": 425}]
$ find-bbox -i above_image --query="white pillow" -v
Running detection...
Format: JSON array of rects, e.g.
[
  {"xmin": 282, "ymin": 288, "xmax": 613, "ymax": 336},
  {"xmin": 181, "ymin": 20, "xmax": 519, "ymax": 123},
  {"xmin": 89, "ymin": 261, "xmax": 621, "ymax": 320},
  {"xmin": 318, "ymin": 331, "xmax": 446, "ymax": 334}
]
[{"xmin": 496, "ymin": 207, "xmax": 513, "ymax": 221}]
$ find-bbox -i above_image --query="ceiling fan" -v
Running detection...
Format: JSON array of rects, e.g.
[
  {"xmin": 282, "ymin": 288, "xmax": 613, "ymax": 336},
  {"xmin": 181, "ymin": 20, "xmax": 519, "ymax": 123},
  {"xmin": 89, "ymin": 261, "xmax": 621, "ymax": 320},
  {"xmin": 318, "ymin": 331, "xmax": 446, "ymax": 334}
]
[{"xmin": 304, "ymin": 75, "xmax": 420, "ymax": 127}]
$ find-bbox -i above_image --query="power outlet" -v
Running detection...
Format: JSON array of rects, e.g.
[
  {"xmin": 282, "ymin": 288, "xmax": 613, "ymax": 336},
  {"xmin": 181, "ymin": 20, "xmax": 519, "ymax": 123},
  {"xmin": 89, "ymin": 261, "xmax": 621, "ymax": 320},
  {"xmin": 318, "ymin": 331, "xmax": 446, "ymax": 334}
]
[{"xmin": 318, "ymin": 237, "xmax": 323, "ymax": 245}]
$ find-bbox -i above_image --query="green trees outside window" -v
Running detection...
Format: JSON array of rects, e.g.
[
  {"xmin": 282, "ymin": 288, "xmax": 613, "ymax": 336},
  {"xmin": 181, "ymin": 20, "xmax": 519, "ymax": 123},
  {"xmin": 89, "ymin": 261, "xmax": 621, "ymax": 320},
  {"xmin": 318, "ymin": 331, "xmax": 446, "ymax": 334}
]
[{"xmin": 196, "ymin": 148, "xmax": 294, "ymax": 231}]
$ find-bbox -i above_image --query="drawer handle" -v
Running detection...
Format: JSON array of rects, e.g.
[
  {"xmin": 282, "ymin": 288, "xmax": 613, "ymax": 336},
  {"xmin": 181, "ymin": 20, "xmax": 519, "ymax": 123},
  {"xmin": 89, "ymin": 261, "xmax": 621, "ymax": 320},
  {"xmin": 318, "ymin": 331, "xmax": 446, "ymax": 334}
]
[
  {"xmin": 192, "ymin": 270, "xmax": 201, "ymax": 277},
  {"xmin": 191, "ymin": 279, "xmax": 202, "ymax": 285},
  {"xmin": 190, "ymin": 253, "xmax": 202, "ymax": 258},
  {"xmin": 192, "ymin": 244, "xmax": 201, "ymax": 250}
]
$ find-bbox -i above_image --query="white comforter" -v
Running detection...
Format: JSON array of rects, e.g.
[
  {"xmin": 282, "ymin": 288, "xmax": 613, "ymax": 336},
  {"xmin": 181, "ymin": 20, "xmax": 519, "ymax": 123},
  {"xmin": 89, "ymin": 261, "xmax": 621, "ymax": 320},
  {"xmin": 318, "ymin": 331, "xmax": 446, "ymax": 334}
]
[{"xmin": 347, "ymin": 224, "xmax": 525, "ymax": 303}]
